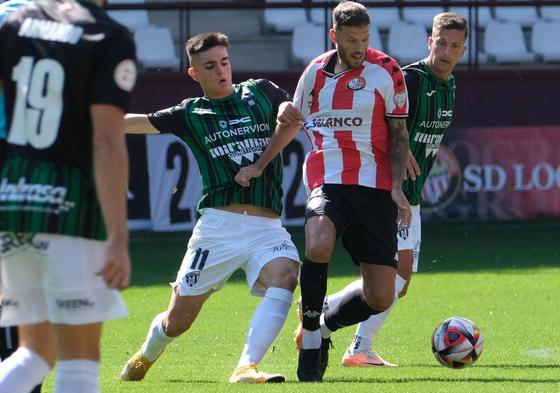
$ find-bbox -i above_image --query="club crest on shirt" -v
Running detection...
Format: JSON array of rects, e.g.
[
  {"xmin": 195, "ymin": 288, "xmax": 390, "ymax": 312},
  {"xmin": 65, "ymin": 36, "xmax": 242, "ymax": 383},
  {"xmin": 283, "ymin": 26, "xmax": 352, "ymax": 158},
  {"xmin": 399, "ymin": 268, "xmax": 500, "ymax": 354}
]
[
  {"xmin": 183, "ymin": 270, "xmax": 201, "ymax": 287},
  {"xmin": 113, "ymin": 59, "xmax": 137, "ymax": 92},
  {"xmin": 421, "ymin": 145, "xmax": 462, "ymax": 213},
  {"xmin": 397, "ymin": 225, "xmax": 409, "ymax": 240},
  {"xmin": 347, "ymin": 76, "xmax": 366, "ymax": 91},
  {"xmin": 393, "ymin": 91, "xmax": 407, "ymax": 108}
]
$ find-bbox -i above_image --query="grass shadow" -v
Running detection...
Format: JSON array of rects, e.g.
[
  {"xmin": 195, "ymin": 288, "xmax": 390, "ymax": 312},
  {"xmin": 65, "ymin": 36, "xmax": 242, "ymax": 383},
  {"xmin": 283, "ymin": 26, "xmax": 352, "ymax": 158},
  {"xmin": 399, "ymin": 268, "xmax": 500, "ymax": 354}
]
[
  {"xmin": 326, "ymin": 376, "xmax": 560, "ymax": 384},
  {"xmin": 129, "ymin": 218, "xmax": 560, "ymax": 287}
]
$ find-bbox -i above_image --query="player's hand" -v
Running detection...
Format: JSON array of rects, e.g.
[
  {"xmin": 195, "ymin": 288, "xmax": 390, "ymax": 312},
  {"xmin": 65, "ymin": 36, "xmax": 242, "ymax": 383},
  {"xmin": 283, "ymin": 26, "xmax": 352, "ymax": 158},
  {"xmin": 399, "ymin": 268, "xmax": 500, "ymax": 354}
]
[
  {"xmin": 235, "ymin": 164, "xmax": 263, "ymax": 187},
  {"xmin": 404, "ymin": 150, "xmax": 420, "ymax": 181},
  {"xmin": 277, "ymin": 102, "xmax": 303, "ymax": 128},
  {"xmin": 96, "ymin": 235, "xmax": 131, "ymax": 290},
  {"xmin": 391, "ymin": 187, "xmax": 412, "ymax": 229}
]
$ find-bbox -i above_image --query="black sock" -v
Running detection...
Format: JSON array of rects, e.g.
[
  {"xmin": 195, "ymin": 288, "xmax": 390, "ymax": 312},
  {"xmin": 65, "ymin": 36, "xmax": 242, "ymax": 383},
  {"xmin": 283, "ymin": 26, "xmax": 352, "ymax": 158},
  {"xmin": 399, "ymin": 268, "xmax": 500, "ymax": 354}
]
[
  {"xmin": 0, "ymin": 326, "xmax": 18, "ymax": 360},
  {"xmin": 323, "ymin": 286, "xmax": 378, "ymax": 332},
  {"xmin": 300, "ymin": 259, "xmax": 328, "ymax": 331}
]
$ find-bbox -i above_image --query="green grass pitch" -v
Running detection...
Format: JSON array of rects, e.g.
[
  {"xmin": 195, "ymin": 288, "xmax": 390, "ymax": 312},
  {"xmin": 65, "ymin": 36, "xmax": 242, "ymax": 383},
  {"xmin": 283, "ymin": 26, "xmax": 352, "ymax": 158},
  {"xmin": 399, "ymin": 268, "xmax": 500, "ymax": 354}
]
[{"xmin": 43, "ymin": 219, "xmax": 559, "ymax": 392}]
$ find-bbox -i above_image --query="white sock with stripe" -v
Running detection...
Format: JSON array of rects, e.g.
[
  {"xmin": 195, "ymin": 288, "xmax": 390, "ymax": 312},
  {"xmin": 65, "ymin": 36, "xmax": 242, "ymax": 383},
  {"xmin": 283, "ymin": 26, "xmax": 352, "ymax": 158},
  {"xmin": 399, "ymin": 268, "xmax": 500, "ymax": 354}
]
[
  {"xmin": 54, "ymin": 359, "xmax": 99, "ymax": 393},
  {"xmin": 237, "ymin": 287, "xmax": 293, "ymax": 368},
  {"xmin": 350, "ymin": 274, "xmax": 407, "ymax": 354},
  {"xmin": 142, "ymin": 312, "xmax": 175, "ymax": 362}
]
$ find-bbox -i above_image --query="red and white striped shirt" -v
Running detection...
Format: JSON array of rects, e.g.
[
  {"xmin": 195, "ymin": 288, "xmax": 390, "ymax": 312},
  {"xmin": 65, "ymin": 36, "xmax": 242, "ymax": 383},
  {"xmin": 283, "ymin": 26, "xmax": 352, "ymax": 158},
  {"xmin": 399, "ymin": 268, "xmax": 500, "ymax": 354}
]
[{"xmin": 293, "ymin": 48, "xmax": 408, "ymax": 192}]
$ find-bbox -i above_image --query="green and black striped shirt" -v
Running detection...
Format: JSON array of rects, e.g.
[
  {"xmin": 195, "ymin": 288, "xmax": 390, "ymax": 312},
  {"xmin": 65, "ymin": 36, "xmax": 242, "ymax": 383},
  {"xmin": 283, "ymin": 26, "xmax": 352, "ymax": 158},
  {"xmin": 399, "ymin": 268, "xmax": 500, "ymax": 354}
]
[
  {"xmin": 0, "ymin": 0, "xmax": 136, "ymax": 240},
  {"xmin": 148, "ymin": 79, "xmax": 290, "ymax": 215},
  {"xmin": 402, "ymin": 60, "xmax": 456, "ymax": 205}
]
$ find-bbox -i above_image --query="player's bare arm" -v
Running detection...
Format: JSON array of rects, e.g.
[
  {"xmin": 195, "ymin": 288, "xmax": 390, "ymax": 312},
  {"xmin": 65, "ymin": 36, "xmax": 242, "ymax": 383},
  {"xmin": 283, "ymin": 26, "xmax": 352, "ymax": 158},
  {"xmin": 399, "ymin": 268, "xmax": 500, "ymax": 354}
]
[
  {"xmin": 235, "ymin": 102, "xmax": 302, "ymax": 187},
  {"xmin": 123, "ymin": 113, "xmax": 160, "ymax": 134},
  {"xmin": 387, "ymin": 117, "xmax": 412, "ymax": 227},
  {"xmin": 404, "ymin": 150, "xmax": 421, "ymax": 181},
  {"xmin": 92, "ymin": 104, "xmax": 131, "ymax": 290}
]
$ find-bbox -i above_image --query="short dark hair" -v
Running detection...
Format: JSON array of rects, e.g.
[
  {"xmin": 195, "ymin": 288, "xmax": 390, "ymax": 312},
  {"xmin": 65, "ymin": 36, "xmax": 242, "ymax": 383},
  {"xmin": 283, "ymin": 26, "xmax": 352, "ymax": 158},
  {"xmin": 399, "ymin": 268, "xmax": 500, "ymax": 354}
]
[
  {"xmin": 332, "ymin": 1, "xmax": 370, "ymax": 31},
  {"xmin": 185, "ymin": 32, "xmax": 229, "ymax": 61},
  {"xmin": 432, "ymin": 12, "xmax": 469, "ymax": 40}
]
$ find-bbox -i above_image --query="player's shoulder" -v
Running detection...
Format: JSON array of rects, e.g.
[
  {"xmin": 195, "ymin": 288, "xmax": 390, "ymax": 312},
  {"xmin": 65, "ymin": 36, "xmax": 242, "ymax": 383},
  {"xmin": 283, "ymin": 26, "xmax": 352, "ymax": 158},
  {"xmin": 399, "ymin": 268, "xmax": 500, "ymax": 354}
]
[
  {"xmin": 87, "ymin": 4, "xmax": 134, "ymax": 45},
  {"xmin": 403, "ymin": 60, "xmax": 430, "ymax": 78},
  {"xmin": 364, "ymin": 48, "xmax": 402, "ymax": 73},
  {"xmin": 310, "ymin": 49, "xmax": 337, "ymax": 65},
  {"xmin": 181, "ymin": 97, "xmax": 199, "ymax": 107},
  {"xmin": 303, "ymin": 49, "xmax": 337, "ymax": 74},
  {"xmin": 250, "ymin": 78, "xmax": 282, "ymax": 92},
  {"xmin": 0, "ymin": 0, "xmax": 33, "ymax": 16},
  {"xmin": 0, "ymin": 0, "xmax": 34, "ymax": 27}
]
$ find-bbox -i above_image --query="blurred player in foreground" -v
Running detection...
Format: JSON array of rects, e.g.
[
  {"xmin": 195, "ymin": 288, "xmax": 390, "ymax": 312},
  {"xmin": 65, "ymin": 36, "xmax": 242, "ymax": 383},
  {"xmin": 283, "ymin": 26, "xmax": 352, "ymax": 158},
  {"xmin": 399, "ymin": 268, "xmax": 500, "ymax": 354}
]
[
  {"xmin": 0, "ymin": 2, "xmax": 37, "ymax": 390},
  {"xmin": 0, "ymin": 0, "xmax": 136, "ymax": 391}
]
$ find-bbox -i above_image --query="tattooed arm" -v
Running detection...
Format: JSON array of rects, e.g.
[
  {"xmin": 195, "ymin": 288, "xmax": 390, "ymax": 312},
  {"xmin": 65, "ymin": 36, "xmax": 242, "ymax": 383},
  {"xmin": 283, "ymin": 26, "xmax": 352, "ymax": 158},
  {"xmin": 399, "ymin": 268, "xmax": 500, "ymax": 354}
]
[{"xmin": 387, "ymin": 117, "xmax": 412, "ymax": 227}]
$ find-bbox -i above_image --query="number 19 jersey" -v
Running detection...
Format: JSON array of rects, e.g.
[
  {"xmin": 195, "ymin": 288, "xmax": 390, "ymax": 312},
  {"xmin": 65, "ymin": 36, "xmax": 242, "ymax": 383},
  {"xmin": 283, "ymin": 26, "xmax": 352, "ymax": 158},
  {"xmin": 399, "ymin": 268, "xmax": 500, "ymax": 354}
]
[{"xmin": 0, "ymin": 0, "xmax": 137, "ymax": 240}]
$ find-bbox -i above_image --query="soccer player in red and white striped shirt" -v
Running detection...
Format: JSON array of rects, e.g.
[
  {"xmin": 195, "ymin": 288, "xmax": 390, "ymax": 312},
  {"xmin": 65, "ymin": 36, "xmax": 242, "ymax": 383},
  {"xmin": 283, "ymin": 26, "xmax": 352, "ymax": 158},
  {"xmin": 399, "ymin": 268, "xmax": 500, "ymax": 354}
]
[{"xmin": 235, "ymin": 1, "xmax": 411, "ymax": 382}]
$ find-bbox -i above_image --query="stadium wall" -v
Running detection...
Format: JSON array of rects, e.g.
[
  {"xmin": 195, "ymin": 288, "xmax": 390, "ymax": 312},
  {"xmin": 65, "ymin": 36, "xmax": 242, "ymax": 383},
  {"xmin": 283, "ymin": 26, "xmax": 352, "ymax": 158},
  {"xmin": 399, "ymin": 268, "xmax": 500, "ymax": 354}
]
[{"xmin": 126, "ymin": 70, "xmax": 560, "ymax": 229}]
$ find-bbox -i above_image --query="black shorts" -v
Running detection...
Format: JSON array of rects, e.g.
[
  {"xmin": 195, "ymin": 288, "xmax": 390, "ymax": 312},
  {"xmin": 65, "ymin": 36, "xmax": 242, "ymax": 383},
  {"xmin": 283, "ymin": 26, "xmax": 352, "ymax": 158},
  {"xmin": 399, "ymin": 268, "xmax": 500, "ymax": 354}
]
[{"xmin": 305, "ymin": 184, "xmax": 398, "ymax": 267}]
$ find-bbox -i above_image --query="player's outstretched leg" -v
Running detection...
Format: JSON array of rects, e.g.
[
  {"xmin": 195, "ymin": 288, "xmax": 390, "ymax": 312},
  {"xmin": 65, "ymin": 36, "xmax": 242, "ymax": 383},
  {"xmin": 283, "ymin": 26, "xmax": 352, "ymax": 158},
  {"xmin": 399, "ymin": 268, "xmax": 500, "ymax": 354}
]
[
  {"xmin": 121, "ymin": 290, "xmax": 211, "ymax": 381},
  {"xmin": 231, "ymin": 256, "xmax": 298, "ymax": 384},
  {"xmin": 230, "ymin": 287, "xmax": 293, "ymax": 383},
  {"xmin": 120, "ymin": 312, "xmax": 172, "ymax": 381}
]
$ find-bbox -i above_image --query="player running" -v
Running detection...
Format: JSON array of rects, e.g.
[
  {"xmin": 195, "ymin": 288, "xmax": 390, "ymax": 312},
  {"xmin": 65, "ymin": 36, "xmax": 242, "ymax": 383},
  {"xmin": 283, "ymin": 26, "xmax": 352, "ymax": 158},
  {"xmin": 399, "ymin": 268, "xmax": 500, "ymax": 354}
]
[
  {"xmin": 324, "ymin": 12, "xmax": 468, "ymax": 368},
  {"xmin": 119, "ymin": 32, "xmax": 302, "ymax": 384}
]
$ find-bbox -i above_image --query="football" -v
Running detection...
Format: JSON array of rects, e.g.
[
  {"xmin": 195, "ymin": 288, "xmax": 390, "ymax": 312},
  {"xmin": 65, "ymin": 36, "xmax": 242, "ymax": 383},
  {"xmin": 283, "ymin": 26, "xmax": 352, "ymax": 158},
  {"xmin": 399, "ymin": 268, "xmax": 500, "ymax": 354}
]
[{"xmin": 431, "ymin": 317, "xmax": 484, "ymax": 369}]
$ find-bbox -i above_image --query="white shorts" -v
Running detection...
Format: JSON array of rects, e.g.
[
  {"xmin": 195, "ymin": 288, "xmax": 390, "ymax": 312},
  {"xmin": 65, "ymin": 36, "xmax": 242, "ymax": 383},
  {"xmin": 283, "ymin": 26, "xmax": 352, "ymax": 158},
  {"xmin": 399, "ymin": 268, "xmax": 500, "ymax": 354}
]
[
  {"xmin": 0, "ymin": 233, "xmax": 127, "ymax": 326},
  {"xmin": 397, "ymin": 204, "xmax": 421, "ymax": 272},
  {"xmin": 173, "ymin": 208, "xmax": 301, "ymax": 297}
]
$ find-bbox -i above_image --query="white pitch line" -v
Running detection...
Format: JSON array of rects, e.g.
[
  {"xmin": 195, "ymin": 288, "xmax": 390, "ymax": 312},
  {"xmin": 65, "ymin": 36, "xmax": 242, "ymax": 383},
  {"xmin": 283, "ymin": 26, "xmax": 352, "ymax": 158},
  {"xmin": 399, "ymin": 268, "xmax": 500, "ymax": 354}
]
[{"xmin": 525, "ymin": 347, "xmax": 560, "ymax": 359}]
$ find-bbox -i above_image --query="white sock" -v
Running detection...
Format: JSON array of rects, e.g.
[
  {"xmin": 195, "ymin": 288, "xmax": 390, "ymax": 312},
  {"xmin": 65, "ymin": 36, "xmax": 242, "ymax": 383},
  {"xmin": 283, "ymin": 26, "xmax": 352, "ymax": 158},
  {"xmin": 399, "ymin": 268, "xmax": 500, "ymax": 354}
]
[
  {"xmin": 350, "ymin": 274, "xmax": 407, "ymax": 354},
  {"xmin": 141, "ymin": 311, "xmax": 175, "ymax": 362},
  {"xmin": 326, "ymin": 279, "xmax": 362, "ymax": 309},
  {"xmin": 319, "ymin": 314, "xmax": 332, "ymax": 339},
  {"xmin": 54, "ymin": 359, "xmax": 99, "ymax": 393},
  {"xmin": 237, "ymin": 287, "xmax": 293, "ymax": 367},
  {"xmin": 0, "ymin": 347, "xmax": 50, "ymax": 393},
  {"xmin": 301, "ymin": 329, "xmax": 321, "ymax": 350}
]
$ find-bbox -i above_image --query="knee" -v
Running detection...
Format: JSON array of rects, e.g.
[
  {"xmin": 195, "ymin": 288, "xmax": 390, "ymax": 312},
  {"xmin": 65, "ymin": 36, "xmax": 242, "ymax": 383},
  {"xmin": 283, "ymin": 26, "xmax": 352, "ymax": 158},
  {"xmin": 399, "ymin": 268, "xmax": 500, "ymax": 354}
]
[
  {"xmin": 277, "ymin": 269, "xmax": 299, "ymax": 292},
  {"xmin": 266, "ymin": 263, "xmax": 299, "ymax": 292},
  {"xmin": 362, "ymin": 287, "xmax": 394, "ymax": 312},
  {"xmin": 305, "ymin": 240, "xmax": 332, "ymax": 262}
]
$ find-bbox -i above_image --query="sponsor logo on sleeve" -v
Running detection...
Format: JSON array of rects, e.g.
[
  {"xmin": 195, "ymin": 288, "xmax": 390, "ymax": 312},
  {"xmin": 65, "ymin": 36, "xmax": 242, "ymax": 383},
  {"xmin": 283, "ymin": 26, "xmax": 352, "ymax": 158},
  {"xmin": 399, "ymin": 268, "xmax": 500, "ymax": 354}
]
[{"xmin": 114, "ymin": 59, "xmax": 137, "ymax": 92}]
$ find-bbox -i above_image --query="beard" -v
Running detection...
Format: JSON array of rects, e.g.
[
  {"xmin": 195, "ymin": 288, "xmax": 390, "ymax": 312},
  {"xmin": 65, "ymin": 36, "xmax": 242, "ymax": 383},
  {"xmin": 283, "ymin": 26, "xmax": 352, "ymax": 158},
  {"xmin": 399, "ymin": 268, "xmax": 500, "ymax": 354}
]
[{"xmin": 339, "ymin": 48, "xmax": 364, "ymax": 70}]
